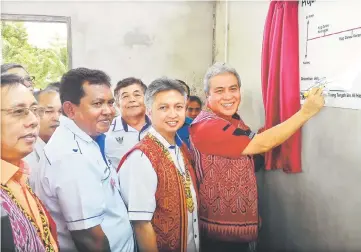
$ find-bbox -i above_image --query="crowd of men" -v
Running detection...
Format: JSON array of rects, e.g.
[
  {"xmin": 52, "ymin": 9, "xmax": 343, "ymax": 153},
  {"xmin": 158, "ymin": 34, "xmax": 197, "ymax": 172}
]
[{"xmin": 1, "ymin": 62, "xmax": 325, "ymax": 252}]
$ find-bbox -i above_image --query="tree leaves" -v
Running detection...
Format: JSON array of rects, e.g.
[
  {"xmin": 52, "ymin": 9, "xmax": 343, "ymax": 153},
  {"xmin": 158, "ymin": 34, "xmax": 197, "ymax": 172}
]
[{"xmin": 1, "ymin": 21, "xmax": 68, "ymax": 89}]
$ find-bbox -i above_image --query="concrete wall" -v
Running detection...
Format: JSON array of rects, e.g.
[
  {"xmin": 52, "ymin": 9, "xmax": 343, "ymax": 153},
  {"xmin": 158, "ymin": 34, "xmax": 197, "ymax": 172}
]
[
  {"xmin": 218, "ymin": 1, "xmax": 361, "ymax": 251},
  {"xmin": 262, "ymin": 109, "xmax": 361, "ymax": 252},
  {"xmin": 213, "ymin": 1, "xmax": 266, "ymax": 130},
  {"xmin": 2, "ymin": 1, "xmax": 214, "ymax": 95}
]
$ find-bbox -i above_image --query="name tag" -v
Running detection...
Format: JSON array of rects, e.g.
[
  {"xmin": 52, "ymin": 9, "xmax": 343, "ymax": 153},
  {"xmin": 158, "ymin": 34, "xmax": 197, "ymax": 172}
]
[
  {"xmin": 109, "ymin": 172, "xmax": 122, "ymax": 194},
  {"xmin": 110, "ymin": 177, "xmax": 116, "ymax": 190}
]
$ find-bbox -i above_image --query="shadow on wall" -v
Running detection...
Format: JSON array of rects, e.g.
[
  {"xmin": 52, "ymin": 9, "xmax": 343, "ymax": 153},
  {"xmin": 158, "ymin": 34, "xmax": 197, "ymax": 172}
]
[
  {"xmin": 257, "ymin": 169, "xmax": 290, "ymax": 252},
  {"xmin": 123, "ymin": 28, "xmax": 153, "ymax": 48}
]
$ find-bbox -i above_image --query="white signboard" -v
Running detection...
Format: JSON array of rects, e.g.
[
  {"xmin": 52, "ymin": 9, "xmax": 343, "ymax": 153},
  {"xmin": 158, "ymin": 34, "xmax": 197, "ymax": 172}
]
[{"xmin": 299, "ymin": 0, "xmax": 361, "ymax": 110}]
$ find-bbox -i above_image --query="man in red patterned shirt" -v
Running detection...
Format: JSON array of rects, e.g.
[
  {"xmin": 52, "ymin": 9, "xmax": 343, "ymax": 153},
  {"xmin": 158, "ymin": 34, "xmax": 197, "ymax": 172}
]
[{"xmin": 189, "ymin": 62, "xmax": 325, "ymax": 251}]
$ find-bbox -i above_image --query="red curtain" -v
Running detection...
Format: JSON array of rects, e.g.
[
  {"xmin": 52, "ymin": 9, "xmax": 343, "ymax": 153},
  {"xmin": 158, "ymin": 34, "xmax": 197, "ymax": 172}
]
[{"xmin": 261, "ymin": 1, "xmax": 302, "ymax": 173}]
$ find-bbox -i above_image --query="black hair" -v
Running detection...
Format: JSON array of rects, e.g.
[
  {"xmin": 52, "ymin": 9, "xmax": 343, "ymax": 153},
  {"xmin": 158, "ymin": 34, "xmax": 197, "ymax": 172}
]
[
  {"xmin": 0, "ymin": 73, "xmax": 25, "ymax": 88},
  {"xmin": 60, "ymin": 67, "xmax": 111, "ymax": 105},
  {"xmin": 176, "ymin": 79, "xmax": 190, "ymax": 97},
  {"xmin": 114, "ymin": 77, "xmax": 147, "ymax": 99},
  {"xmin": 145, "ymin": 77, "xmax": 187, "ymax": 108},
  {"xmin": 34, "ymin": 86, "xmax": 59, "ymax": 101},
  {"xmin": 1, "ymin": 63, "xmax": 26, "ymax": 74},
  {"xmin": 47, "ymin": 81, "xmax": 61, "ymax": 90},
  {"xmin": 188, "ymin": 95, "xmax": 202, "ymax": 107}
]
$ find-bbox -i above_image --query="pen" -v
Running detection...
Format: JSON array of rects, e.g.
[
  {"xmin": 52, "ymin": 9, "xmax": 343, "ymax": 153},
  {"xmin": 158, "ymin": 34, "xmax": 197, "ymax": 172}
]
[
  {"xmin": 302, "ymin": 85, "xmax": 326, "ymax": 98},
  {"xmin": 302, "ymin": 78, "xmax": 328, "ymax": 98}
]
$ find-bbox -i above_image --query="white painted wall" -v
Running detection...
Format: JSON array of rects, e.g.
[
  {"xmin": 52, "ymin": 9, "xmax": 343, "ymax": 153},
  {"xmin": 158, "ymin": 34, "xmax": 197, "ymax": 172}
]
[
  {"xmin": 214, "ymin": 1, "xmax": 266, "ymax": 130},
  {"xmin": 2, "ymin": 1, "xmax": 213, "ymax": 95}
]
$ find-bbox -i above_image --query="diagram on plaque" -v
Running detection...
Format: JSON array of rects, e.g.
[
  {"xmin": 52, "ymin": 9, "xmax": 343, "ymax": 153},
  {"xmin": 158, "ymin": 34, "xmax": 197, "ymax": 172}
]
[{"xmin": 299, "ymin": 0, "xmax": 361, "ymax": 110}]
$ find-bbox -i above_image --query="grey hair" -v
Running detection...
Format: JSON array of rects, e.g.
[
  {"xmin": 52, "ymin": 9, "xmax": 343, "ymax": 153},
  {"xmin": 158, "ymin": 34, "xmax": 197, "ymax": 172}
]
[
  {"xmin": 203, "ymin": 62, "xmax": 242, "ymax": 94},
  {"xmin": 145, "ymin": 77, "xmax": 187, "ymax": 109},
  {"xmin": 34, "ymin": 86, "xmax": 59, "ymax": 101},
  {"xmin": 1, "ymin": 63, "xmax": 26, "ymax": 74}
]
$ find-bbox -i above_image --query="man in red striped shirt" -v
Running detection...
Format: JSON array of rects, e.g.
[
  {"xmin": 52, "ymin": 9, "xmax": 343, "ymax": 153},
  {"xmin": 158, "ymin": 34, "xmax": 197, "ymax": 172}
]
[{"xmin": 189, "ymin": 62, "xmax": 325, "ymax": 251}]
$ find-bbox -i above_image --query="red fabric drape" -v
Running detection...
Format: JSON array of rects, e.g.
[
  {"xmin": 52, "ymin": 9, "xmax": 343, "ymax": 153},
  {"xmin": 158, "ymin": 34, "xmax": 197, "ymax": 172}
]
[{"xmin": 261, "ymin": 1, "xmax": 302, "ymax": 173}]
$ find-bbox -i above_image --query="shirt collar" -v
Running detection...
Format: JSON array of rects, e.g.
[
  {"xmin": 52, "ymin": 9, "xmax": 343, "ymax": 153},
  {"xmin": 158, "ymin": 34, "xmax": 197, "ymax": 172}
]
[
  {"xmin": 1, "ymin": 159, "xmax": 28, "ymax": 185},
  {"xmin": 35, "ymin": 137, "xmax": 46, "ymax": 150},
  {"xmin": 232, "ymin": 113, "xmax": 241, "ymax": 120},
  {"xmin": 94, "ymin": 134, "xmax": 107, "ymax": 164},
  {"xmin": 121, "ymin": 117, "xmax": 129, "ymax": 132},
  {"xmin": 206, "ymin": 105, "xmax": 241, "ymax": 121},
  {"xmin": 148, "ymin": 127, "xmax": 183, "ymax": 149},
  {"xmin": 112, "ymin": 115, "xmax": 152, "ymax": 133},
  {"xmin": 140, "ymin": 115, "xmax": 152, "ymax": 134},
  {"xmin": 184, "ymin": 117, "xmax": 193, "ymax": 125},
  {"xmin": 60, "ymin": 115, "xmax": 94, "ymax": 143},
  {"xmin": 33, "ymin": 138, "xmax": 46, "ymax": 160},
  {"xmin": 60, "ymin": 116, "xmax": 109, "ymax": 165}
]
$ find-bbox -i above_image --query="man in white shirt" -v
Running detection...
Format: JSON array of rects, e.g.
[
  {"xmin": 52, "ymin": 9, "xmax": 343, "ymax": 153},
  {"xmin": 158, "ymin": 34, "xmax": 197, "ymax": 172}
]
[
  {"xmin": 106, "ymin": 77, "xmax": 151, "ymax": 169},
  {"xmin": 117, "ymin": 78, "xmax": 199, "ymax": 252},
  {"xmin": 24, "ymin": 85, "xmax": 61, "ymax": 190},
  {"xmin": 35, "ymin": 68, "xmax": 135, "ymax": 252}
]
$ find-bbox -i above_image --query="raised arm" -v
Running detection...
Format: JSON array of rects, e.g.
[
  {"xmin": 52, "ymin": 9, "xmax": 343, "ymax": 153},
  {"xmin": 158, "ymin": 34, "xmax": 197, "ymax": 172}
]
[
  {"xmin": 191, "ymin": 87, "xmax": 324, "ymax": 157},
  {"xmin": 242, "ymin": 87, "xmax": 324, "ymax": 155}
]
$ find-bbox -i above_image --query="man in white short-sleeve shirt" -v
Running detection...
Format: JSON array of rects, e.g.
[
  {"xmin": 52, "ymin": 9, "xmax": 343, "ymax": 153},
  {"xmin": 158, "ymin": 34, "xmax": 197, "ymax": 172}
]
[
  {"xmin": 24, "ymin": 85, "xmax": 61, "ymax": 190},
  {"xmin": 117, "ymin": 78, "xmax": 199, "ymax": 252},
  {"xmin": 106, "ymin": 77, "xmax": 150, "ymax": 169},
  {"xmin": 34, "ymin": 68, "xmax": 135, "ymax": 252}
]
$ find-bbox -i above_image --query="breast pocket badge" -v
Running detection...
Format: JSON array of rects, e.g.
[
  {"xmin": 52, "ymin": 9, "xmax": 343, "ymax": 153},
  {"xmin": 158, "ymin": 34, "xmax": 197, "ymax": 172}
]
[{"xmin": 115, "ymin": 136, "xmax": 124, "ymax": 145}]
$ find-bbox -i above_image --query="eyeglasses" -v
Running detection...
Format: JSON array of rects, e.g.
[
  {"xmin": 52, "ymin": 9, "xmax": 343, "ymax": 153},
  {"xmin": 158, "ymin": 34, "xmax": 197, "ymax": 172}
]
[
  {"xmin": 24, "ymin": 76, "xmax": 35, "ymax": 83},
  {"xmin": 1, "ymin": 106, "xmax": 45, "ymax": 118}
]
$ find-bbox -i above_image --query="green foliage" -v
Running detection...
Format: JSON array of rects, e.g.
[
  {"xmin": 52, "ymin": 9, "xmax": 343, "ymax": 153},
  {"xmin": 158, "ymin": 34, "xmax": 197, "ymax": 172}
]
[{"xmin": 1, "ymin": 21, "xmax": 68, "ymax": 89}]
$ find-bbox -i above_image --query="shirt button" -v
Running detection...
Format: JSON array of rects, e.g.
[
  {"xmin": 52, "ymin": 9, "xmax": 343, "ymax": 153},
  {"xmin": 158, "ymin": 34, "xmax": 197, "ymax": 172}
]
[
  {"xmin": 194, "ymin": 219, "xmax": 197, "ymax": 222},
  {"xmin": 194, "ymin": 235, "xmax": 197, "ymax": 239}
]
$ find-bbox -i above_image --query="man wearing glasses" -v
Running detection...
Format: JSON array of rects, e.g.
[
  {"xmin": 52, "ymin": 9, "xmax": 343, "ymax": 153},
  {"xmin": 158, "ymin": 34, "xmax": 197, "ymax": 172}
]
[
  {"xmin": 24, "ymin": 85, "xmax": 62, "ymax": 190},
  {"xmin": 34, "ymin": 68, "xmax": 135, "ymax": 252},
  {"xmin": 1, "ymin": 63, "xmax": 35, "ymax": 91},
  {"xmin": 0, "ymin": 74, "xmax": 59, "ymax": 252}
]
